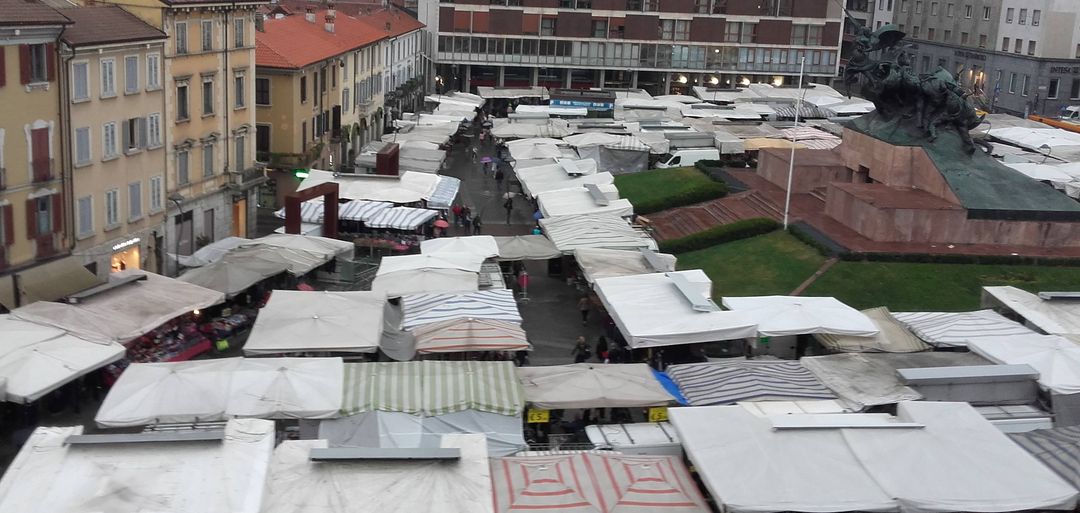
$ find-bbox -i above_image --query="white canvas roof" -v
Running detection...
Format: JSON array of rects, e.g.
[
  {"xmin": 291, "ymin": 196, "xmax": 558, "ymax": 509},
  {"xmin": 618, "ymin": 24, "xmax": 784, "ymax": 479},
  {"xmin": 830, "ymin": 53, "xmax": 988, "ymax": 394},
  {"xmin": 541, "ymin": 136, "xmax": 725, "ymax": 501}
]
[
  {"xmin": 370, "ymin": 268, "xmax": 478, "ymax": 298},
  {"xmin": 11, "ymin": 270, "xmax": 224, "ymax": 344},
  {"xmin": 722, "ymin": 295, "xmax": 879, "ymax": 337},
  {"xmin": 297, "ymin": 169, "xmax": 439, "ymax": 204},
  {"xmin": 478, "ymin": 86, "xmax": 548, "ymax": 99},
  {"xmin": 173, "ymin": 236, "xmax": 248, "ymax": 267},
  {"xmin": 0, "ymin": 419, "xmax": 275, "ymax": 513},
  {"xmin": 364, "ymin": 206, "xmax": 439, "ymax": 230},
  {"xmin": 95, "ymin": 357, "xmax": 345, "ymax": 427},
  {"xmin": 574, "ymin": 248, "xmax": 677, "ymax": 284},
  {"xmin": 273, "ymin": 223, "xmax": 323, "ymax": 236},
  {"xmin": 516, "ymin": 363, "xmax": 675, "ymax": 409},
  {"xmin": 516, "ymin": 165, "xmax": 614, "ymax": 198},
  {"xmin": 670, "ymin": 402, "xmax": 1079, "ymax": 513},
  {"xmin": 262, "ymin": 434, "xmax": 493, "ymax": 513},
  {"xmin": 969, "ymin": 334, "xmax": 1080, "ymax": 395},
  {"xmin": 490, "ymin": 120, "xmax": 574, "ymax": 139},
  {"xmin": 537, "ymin": 186, "xmax": 633, "ymax": 218},
  {"xmin": 492, "ymin": 235, "xmax": 561, "ymax": 261},
  {"xmin": 891, "ymin": 309, "xmax": 1035, "ymax": 348},
  {"xmin": 414, "ymin": 319, "xmax": 529, "ymax": 353},
  {"xmin": 595, "ymin": 270, "xmax": 758, "ymax": 348},
  {"xmin": 377, "ymin": 253, "xmax": 485, "ymax": 276},
  {"xmin": 318, "ymin": 409, "xmax": 526, "ymax": 457},
  {"xmin": 540, "ymin": 214, "xmax": 657, "ymax": 253},
  {"xmin": 178, "ymin": 251, "xmax": 290, "ymax": 298},
  {"xmin": 421, "ymin": 235, "xmax": 499, "ymax": 259},
  {"xmin": 983, "ymin": 286, "xmax": 1080, "ymax": 338},
  {"xmin": 515, "ymin": 104, "xmax": 588, "ymax": 116},
  {"xmin": 814, "ymin": 307, "xmax": 930, "ymax": 353},
  {"xmin": 242, "ymin": 233, "xmax": 354, "ymax": 273},
  {"xmin": 666, "ymin": 360, "xmax": 837, "ymax": 406},
  {"xmin": 507, "ymin": 141, "xmax": 566, "ymax": 160},
  {"xmin": 0, "ymin": 315, "xmax": 125, "ymax": 403},
  {"xmin": 243, "ymin": 291, "xmax": 385, "ymax": 355}
]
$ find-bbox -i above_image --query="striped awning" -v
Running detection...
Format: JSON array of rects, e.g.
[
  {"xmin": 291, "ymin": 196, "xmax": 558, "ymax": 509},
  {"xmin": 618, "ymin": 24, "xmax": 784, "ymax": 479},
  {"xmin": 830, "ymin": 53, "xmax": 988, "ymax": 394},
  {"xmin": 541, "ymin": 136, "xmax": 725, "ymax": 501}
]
[
  {"xmin": 413, "ymin": 318, "xmax": 530, "ymax": 353},
  {"xmin": 339, "ymin": 200, "xmax": 392, "ymax": 222},
  {"xmin": 273, "ymin": 201, "xmax": 324, "ymax": 224},
  {"xmin": 539, "ymin": 214, "xmax": 657, "ymax": 253},
  {"xmin": 491, "ymin": 452, "xmax": 710, "ymax": 513},
  {"xmin": 365, "ymin": 207, "xmax": 439, "ymax": 230},
  {"xmin": 815, "ymin": 307, "xmax": 930, "ymax": 353},
  {"xmin": 1009, "ymin": 427, "xmax": 1080, "ymax": 490},
  {"xmin": 341, "ymin": 360, "xmax": 525, "ymax": 416},
  {"xmin": 892, "ymin": 309, "xmax": 1036, "ymax": 348},
  {"xmin": 401, "ymin": 289, "xmax": 522, "ymax": 330},
  {"xmin": 428, "ymin": 175, "xmax": 461, "ymax": 209},
  {"xmin": 666, "ymin": 360, "xmax": 836, "ymax": 406}
]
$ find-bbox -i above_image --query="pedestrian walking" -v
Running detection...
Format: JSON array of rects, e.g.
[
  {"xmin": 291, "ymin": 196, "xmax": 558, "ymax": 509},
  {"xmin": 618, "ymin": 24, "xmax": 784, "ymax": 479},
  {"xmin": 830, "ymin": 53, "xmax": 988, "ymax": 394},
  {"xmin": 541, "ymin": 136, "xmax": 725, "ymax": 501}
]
[
  {"xmin": 571, "ymin": 336, "xmax": 591, "ymax": 363},
  {"xmin": 494, "ymin": 168, "xmax": 505, "ymax": 191},
  {"xmin": 503, "ymin": 197, "xmax": 514, "ymax": 225},
  {"xmin": 462, "ymin": 205, "xmax": 472, "ymax": 226},
  {"xmin": 472, "ymin": 215, "xmax": 483, "ymax": 234},
  {"xmin": 452, "ymin": 204, "xmax": 463, "ymax": 227},
  {"xmin": 595, "ymin": 336, "xmax": 609, "ymax": 363},
  {"xmin": 578, "ymin": 295, "xmax": 590, "ymax": 326},
  {"xmin": 471, "ymin": 146, "xmax": 478, "ymax": 163}
]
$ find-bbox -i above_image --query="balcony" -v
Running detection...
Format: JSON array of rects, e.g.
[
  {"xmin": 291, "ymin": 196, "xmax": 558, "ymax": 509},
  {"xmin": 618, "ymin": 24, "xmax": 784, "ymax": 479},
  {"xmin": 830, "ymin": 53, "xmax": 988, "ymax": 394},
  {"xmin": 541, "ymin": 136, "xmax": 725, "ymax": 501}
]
[
  {"xmin": 259, "ymin": 142, "xmax": 325, "ymax": 171},
  {"xmin": 225, "ymin": 165, "xmax": 270, "ymax": 192}
]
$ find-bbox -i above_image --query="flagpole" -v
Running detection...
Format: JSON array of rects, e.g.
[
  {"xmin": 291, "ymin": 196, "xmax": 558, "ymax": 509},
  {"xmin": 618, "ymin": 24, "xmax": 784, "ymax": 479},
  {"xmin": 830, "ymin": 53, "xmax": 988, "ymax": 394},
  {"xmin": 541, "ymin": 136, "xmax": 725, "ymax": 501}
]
[{"xmin": 783, "ymin": 56, "xmax": 806, "ymax": 230}]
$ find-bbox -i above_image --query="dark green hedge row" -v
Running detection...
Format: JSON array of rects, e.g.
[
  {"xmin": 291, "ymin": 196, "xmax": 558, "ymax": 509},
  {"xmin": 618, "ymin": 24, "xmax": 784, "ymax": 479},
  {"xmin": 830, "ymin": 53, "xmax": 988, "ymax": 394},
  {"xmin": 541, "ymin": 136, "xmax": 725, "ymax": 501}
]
[
  {"xmin": 660, "ymin": 217, "xmax": 781, "ymax": 254},
  {"xmin": 787, "ymin": 225, "xmax": 837, "ymax": 257},
  {"xmin": 694, "ymin": 160, "xmax": 724, "ymax": 172},
  {"xmin": 839, "ymin": 251, "xmax": 1080, "ymax": 266},
  {"xmin": 634, "ymin": 180, "xmax": 728, "ymax": 215}
]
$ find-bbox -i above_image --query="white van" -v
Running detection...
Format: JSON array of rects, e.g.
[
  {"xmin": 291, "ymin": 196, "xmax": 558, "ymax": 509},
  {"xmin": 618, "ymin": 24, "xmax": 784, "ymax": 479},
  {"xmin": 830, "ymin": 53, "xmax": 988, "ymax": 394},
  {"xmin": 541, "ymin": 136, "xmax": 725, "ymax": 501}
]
[{"xmin": 655, "ymin": 148, "xmax": 720, "ymax": 168}]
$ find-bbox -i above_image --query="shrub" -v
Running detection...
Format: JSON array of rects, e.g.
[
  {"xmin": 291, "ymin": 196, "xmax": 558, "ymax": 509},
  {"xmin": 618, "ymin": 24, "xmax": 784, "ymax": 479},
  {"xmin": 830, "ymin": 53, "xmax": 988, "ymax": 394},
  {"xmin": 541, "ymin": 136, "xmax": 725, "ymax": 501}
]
[
  {"xmin": 633, "ymin": 180, "xmax": 728, "ymax": 215},
  {"xmin": 694, "ymin": 159, "xmax": 724, "ymax": 172},
  {"xmin": 787, "ymin": 224, "xmax": 839, "ymax": 257},
  {"xmin": 660, "ymin": 217, "xmax": 781, "ymax": 254},
  {"xmin": 838, "ymin": 251, "xmax": 1080, "ymax": 267}
]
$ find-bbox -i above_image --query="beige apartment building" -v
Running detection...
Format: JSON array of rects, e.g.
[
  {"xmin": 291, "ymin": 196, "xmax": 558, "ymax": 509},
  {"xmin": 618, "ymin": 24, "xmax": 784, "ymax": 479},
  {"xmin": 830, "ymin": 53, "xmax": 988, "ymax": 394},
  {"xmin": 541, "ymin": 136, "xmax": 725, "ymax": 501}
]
[
  {"xmin": 60, "ymin": 6, "xmax": 169, "ymax": 278},
  {"xmin": 94, "ymin": 0, "xmax": 266, "ymax": 274}
]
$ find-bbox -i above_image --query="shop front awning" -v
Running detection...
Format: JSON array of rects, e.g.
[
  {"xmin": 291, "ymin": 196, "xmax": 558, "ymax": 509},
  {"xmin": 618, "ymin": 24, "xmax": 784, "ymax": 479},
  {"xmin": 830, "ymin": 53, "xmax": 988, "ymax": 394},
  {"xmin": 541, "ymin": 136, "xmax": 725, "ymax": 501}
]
[{"xmin": 0, "ymin": 256, "xmax": 103, "ymax": 309}]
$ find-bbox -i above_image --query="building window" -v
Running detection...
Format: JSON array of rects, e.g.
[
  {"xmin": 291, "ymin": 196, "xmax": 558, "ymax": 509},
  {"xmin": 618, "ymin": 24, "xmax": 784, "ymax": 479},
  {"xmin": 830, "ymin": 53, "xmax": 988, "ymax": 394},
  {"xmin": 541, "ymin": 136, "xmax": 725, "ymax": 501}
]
[
  {"xmin": 912, "ymin": 25, "xmax": 920, "ymax": 38},
  {"xmin": 255, "ymin": 77, "xmax": 270, "ymax": 105},
  {"xmin": 675, "ymin": 20, "xmax": 690, "ymax": 41},
  {"xmin": 147, "ymin": 53, "xmax": 160, "ymax": 90},
  {"xmin": 25, "ymin": 44, "xmax": 50, "ymax": 84},
  {"xmin": 964, "ymin": 4, "xmax": 971, "ymax": 17},
  {"xmin": 203, "ymin": 143, "xmax": 214, "ymax": 177},
  {"xmin": 1028, "ymin": 40, "xmax": 1036, "ymax": 55},
  {"xmin": 104, "ymin": 188, "xmax": 119, "ymax": 228},
  {"xmin": 177, "ymin": 81, "xmax": 189, "ymax": 121},
  {"xmin": 234, "ymin": 72, "xmax": 245, "ymax": 108},
  {"xmin": 34, "ymin": 196, "xmax": 52, "ymax": 235},
  {"xmin": 202, "ymin": 76, "xmax": 214, "ymax": 115},
  {"xmin": 147, "ymin": 113, "xmax": 162, "ymax": 148},
  {"xmin": 901, "ymin": 0, "xmax": 907, "ymax": 11},
  {"xmin": 1009, "ymin": 72, "xmax": 1017, "ymax": 93},
  {"xmin": 300, "ymin": 75, "xmax": 308, "ymax": 103},
  {"xmin": 175, "ymin": 22, "xmax": 188, "ymax": 54},
  {"xmin": 978, "ymin": 34, "xmax": 986, "ymax": 49},
  {"xmin": 342, "ymin": 88, "xmax": 349, "ymax": 113},
  {"xmin": 982, "ymin": 6, "xmax": 991, "ymax": 20},
  {"xmin": 103, "ymin": 121, "xmax": 117, "ymax": 159},
  {"xmin": 1071, "ymin": 78, "xmax": 1080, "ymax": 100},
  {"xmin": 540, "ymin": 17, "xmax": 555, "ymax": 36},
  {"xmin": 1022, "ymin": 75, "xmax": 1030, "ymax": 96},
  {"xmin": 128, "ymin": 182, "xmax": 142, "ymax": 220},
  {"xmin": 77, "ymin": 196, "xmax": 92, "ymax": 238},
  {"xmin": 915, "ymin": 1, "xmax": 921, "ymax": 13},
  {"xmin": 1014, "ymin": 38, "xmax": 1022, "ymax": 53},
  {"xmin": 946, "ymin": 2, "xmax": 953, "ymax": 16},
  {"xmin": 234, "ymin": 18, "xmax": 245, "ymax": 48},
  {"xmin": 235, "ymin": 134, "xmax": 245, "ymax": 170},
  {"xmin": 123, "ymin": 117, "xmax": 145, "ymax": 153},
  {"xmin": 927, "ymin": 28, "xmax": 936, "ymax": 40},
  {"xmin": 1002, "ymin": 37, "xmax": 1009, "ymax": 51},
  {"xmin": 1032, "ymin": 9, "xmax": 1040, "ymax": 26},
  {"xmin": 201, "ymin": 20, "xmax": 213, "ymax": 51},
  {"xmin": 124, "ymin": 55, "xmax": 139, "ymax": 94},
  {"xmin": 1006, "ymin": 7, "xmax": 1013, "ymax": 22},
  {"xmin": 1018, "ymin": 8, "xmax": 1027, "ymax": 24},
  {"xmin": 177, "ymin": 149, "xmax": 189, "ymax": 185},
  {"xmin": 1049, "ymin": 78, "xmax": 1060, "ymax": 99},
  {"xmin": 930, "ymin": 2, "xmax": 938, "ymax": 15},
  {"xmin": 150, "ymin": 175, "xmax": 163, "ymax": 213},
  {"xmin": 256, "ymin": 124, "xmax": 270, "ymax": 154},
  {"xmin": 71, "ymin": 61, "xmax": 89, "ymax": 101},
  {"xmin": 592, "ymin": 19, "xmax": 608, "ymax": 38},
  {"xmin": 74, "ymin": 127, "xmax": 91, "ymax": 166},
  {"xmin": 100, "ymin": 58, "xmax": 116, "ymax": 98},
  {"xmin": 960, "ymin": 32, "xmax": 969, "ymax": 45}
]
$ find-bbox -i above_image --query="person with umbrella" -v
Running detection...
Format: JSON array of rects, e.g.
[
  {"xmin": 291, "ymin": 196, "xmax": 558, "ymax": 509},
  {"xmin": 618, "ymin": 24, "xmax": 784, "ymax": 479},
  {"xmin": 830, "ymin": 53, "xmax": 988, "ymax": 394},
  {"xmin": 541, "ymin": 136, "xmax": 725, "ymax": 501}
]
[
  {"xmin": 433, "ymin": 217, "xmax": 449, "ymax": 237},
  {"xmin": 481, "ymin": 156, "xmax": 492, "ymax": 177}
]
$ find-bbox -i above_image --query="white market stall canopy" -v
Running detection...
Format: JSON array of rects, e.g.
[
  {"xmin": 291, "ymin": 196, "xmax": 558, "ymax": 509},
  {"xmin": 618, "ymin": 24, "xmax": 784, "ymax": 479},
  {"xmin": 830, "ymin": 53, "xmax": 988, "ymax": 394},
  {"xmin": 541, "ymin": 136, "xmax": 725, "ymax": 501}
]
[
  {"xmin": 891, "ymin": 309, "xmax": 1036, "ymax": 348},
  {"xmin": 721, "ymin": 295, "xmax": 879, "ymax": 338},
  {"xmin": 370, "ymin": 269, "xmax": 478, "ymax": 298},
  {"xmin": 341, "ymin": 361, "xmax": 525, "ymax": 416},
  {"xmin": 540, "ymin": 213, "xmax": 657, "ymax": 254},
  {"xmin": 376, "ymin": 253, "xmax": 484, "ymax": 275},
  {"xmin": 814, "ymin": 307, "xmax": 930, "ymax": 353},
  {"xmin": 478, "ymin": 86, "xmax": 548, "ymax": 99},
  {"xmin": 516, "ymin": 165, "xmax": 614, "ymax": 198},
  {"xmin": 178, "ymin": 250, "xmax": 290, "ymax": 298},
  {"xmin": 515, "ymin": 363, "xmax": 675, "ymax": 409},
  {"xmin": 969, "ymin": 334, "xmax": 1080, "ymax": 395},
  {"xmin": 273, "ymin": 200, "xmax": 394, "ymax": 224},
  {"xmin": 273, "ymin": 223, "xmax": 323, "ymax": 236},
  {"xmin": 666, "ymin": 360, "xmax": 837, "ymax": 406},
  {"xmin": 490, "ymin": 119, "xmax": 574, "ymax": 139},
  {"xmin": 364, "ymin": 206, "xmax": 439, "ymax": 230},
  {"xmin": 261, "ymin": 434, "xmax": 493, "ymax": 513},
  {"xmin": 241, "ymin": 233, "xmax": 354, "ymax": 266},
  {"xmin": 669, "ymin": 402, "xmax": 1079, "ymax": 513},
  {"xmin": 514, "ymin": 104, "xmax": 588, "ymax": 117},
  {"xmin": 401, "ymin": 289, "xmax": 521, "ymax": 330},
  {"xmin": 562, "ymin": 132, "xmax": 650, "ymax": 152},
  {"xmin": 983, "ymin": 285, "xmax": 1080, "ymax": 338},
  {"xmin": 11, "ymin": 270, "xmax": 224, "ymax": 345},
  {"xmin": 318, "ymin": 409, "xmax": 526, "ymax": 457},
  {"xmin": 173, "ymin": 236, "xmax": 247, "ymax": 268},
  {"xmin": 491, "ymin": 452, "xmax": 709, "ymax": 513},
  {"xmin": 413, "ymin": 318, "xmax": 529, "ymax": 354},
  {"xmin": 492, "ymin": 235, "xmax": 561, "ymax": 261},
  {"xmin": 0, "ymin": 315, "xmax": 125, "ymax": 403},
  {"xmin": 297, "ymin": 169, "xmax": 441, "ymax": 204},
  {"xmin": 94, "ymin": 358, "xmax": 345, "ymax": 427},
  {"xmin": 574, "ymin": 247, "xmax": 677, "ymax": 284},
  {"xmin": 243, "ymin": 290, "xmax": 385, "ymax": 355},
  {"xmin": 0, "ymin": 419, "xmax": 276, "ymax": 513},
  {"xmin": 595, "ymin": 270, "xmax": 757, "ymax": 348},
  {"xmin": 537, "ymin": 185, "xmax": 633, "ymax": 218},
  {"xmin": 421, "ymin": 235, "xmax": 499, "ymax": 259}
]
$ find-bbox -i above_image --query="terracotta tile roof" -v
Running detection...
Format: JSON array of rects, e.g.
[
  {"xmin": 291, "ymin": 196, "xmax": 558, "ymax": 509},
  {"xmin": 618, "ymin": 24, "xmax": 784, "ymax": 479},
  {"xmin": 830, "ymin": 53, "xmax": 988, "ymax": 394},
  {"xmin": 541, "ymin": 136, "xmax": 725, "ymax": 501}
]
[
  {"xmin": 0, "ymin": 0, "xmax": 72, "ymax": 26},
  {"xmin": 160, "ymin": 0, "xmax": 266, "ymax": 5},
  {"xmin": 60, "ymin": 6, "xmax": 166, "ymax": 47},
  {"xmin": 354, "ymin": 6, "xmax": 423, "ymax": 37},
  {"xmin": 256, "ymin": 9, "xmax": 386, "ymax": 70}
]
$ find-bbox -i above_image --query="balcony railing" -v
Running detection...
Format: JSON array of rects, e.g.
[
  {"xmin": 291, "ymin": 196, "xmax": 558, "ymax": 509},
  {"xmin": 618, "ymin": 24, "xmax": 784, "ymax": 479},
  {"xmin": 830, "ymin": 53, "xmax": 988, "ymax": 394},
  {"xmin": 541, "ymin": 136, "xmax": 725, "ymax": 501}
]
[
  {"xmin": 226, "ymin": 165, "xmax": 269, "ymax": 191},
  {"xmin": 261, "ymin": 142, "xmax": 325, "ymax": 170}
]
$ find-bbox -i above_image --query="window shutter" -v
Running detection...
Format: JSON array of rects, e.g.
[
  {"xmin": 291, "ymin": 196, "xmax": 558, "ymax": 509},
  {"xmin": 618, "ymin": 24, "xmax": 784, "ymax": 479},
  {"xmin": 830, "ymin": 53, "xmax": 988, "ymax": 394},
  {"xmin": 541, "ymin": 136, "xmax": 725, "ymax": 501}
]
[
  {"xmin": 25, "ymin": 199, "xmax": 36, "ymax": 238},
  {"xmin": 2, "ymin": 205, "xmax": 13, "ymax": 246},
  {"xmin": 46, "ymin": 43, "xmax": 56, "ymax": 82},
  {"xmin": 19, "ymin": 45, "xmax": 30, "ymax": 85},
  {"xmin": 51, "ymin": 194, "xmax": 62, "ymax": 233},
  {"xmin": 0, "ymin": 47, "xmax": 6, "ymax": 87},
  {"xmin": 138, "ymin": 117, "xmax": 148, "ymax": 148},
  {"xmin": 122, "ymin": 120, "xmax": 130, "ymax": 152}
]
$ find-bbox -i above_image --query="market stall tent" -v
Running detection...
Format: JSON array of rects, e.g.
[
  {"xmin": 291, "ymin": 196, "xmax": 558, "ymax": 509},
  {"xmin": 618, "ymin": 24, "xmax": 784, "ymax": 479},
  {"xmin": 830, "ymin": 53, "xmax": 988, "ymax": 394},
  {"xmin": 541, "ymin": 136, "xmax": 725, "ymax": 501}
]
[
  {"xmin": 721, "ymin": 295, "xmax": 879, "ymax": 337},
  {"xmin": 540, "ymin": 213, "xmax": 658, "ymax": 254},
  {"xmin": 814, "ymin": 307, "xmax": 930, "ymax": 353},
  {"xmin": 420, "ymin": 235, "xmax": 500, "ymax": 259},
  {"xmin": 516, "ymin": 165, "xmax": 614, "ymax": 198},
  {"xmin": 491, "ymin": 235, "xmax": 561, "ymax": 261},
  {"xmin": 982, "ymin": 286, "xmax": 1080, "ymax": 338},
  {"xmin": 536, "ymin": 185, "xmax": 634, "ymax": 218},
  {"xmin": 891, "ymin": 309, "xmax": 1036, "ymax": 348},
  {"xmin": 969, "ymin": 334, "xmax": 1080, "ymax": 395},
  {"xmin": 227, "ymin": 358, "xmax": 343, "ymax": 419},
  {"xmin": 341, "ymin": 361, "xmax": 525, "ymax": 417},
  {"xmin": 574, "ymin": 247, "xmax": 677, "ymax": 284},
  {"xmin": 371, "ymin": 253, "xmax": 484, "ymax": 297},
  {"xmin": 515, "ymin": 363, "xmax": 675, "ymax": 409},
  {"xmin": 318, "ymin": 409, "xmax": 526, "ymax": 457},
  {"xmin": 0, "ymin": 315, "xmax": 125, "ymax": 403},
  {"xmin": 0, "ymin": 419, "xmax": 275, "ymax": 513},
  {"xmin": 177, "ymin": 251, "xmax": 290, "ymax": 298},
  {"xmin": 413, "ymin": 318, "xmax": 530, "ymax": 353},
  {"xmin": 594, "ymin": 270, "xmax": 758, "ymax": 348},
  {"xmin": 666, "ymin": 360, "xmax": 837, "ymax": 406},
  {"xmin": 401, "ymin": 289, "xmax": 522, "ymax": 330},
  {"xmin": 173, "ymin": 236, "xmax": 248, "ymax": 268},
  {"xmin": 1009, "ymin": 427, "xmax": 1080, "ymax": 489},
  {"xmin": 243, "ymin": 290, "xmax": 385, "ymax": 355}
]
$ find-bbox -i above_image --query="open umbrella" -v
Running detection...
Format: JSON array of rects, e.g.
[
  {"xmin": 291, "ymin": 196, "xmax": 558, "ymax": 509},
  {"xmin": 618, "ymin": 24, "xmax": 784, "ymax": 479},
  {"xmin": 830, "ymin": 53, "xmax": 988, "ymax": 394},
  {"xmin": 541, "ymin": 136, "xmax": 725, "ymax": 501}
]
[
  {"xmin": 532, "ymin": 210, "xmax": 543, "ymax": 220},
  {"xmin": 481, "ymin": 156, "xmax": 493, "ymax": 163},
  {"xmin": 502, "ymin": 192, "xmax": 518, "ymax": 200},
  {"xmin": 434, "ymin": 219, "xmax": 450, "ymax": 228}
]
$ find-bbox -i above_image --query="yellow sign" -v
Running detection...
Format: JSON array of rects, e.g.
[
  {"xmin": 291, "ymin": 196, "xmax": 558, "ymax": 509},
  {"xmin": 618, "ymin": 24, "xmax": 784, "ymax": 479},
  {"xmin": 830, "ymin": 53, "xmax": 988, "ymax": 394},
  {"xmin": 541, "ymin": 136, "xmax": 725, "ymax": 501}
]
[
  {"xmin": 527, "ymin": 408, "xmax": 550, "ymax": 424},
  {"xmin": 648, "ymin": 407, "xmax": 669, "ymax": 423}
]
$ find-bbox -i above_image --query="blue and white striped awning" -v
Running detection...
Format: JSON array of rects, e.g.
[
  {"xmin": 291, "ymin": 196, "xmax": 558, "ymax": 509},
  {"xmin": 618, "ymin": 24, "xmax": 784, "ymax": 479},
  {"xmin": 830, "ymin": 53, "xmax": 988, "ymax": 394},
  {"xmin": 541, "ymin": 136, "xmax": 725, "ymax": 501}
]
[
  {"xmin": 400, "ymin": 289, "xmax": 522, "ymax": 330},
  {"xmin": 428, "ymin": 176, "xmax": 461, "ymax": 210},
  {"xmin": 274, "ymin": 201, "xmax": 324, "ymax": 224},
  {"xmin": 666, "ymin": 360, "xmax": 836, "ymax": 406},
  {"xmin": 365, "ymin": 206, "xmax": 439, "ymax": 230},
  {"xmin": 339, "ymin": 200, "xmax": 392, "ymax": 222}
]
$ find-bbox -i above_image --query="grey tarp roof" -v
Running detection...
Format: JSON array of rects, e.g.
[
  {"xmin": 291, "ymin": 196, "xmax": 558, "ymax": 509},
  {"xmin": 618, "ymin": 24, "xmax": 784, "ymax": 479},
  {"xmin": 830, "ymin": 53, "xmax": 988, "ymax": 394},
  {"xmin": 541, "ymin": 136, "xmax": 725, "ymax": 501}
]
[
  {"xmin": 802, "ymin": 352, "xmax": 993, "ymax": 411},
  {"xmin": 892, "ymin": 309, "xmax": 1036, "ymax": 347},
  {"xmin": 814, "ymin": 307, "xmax": 930, "ymax": 353},
  {"xmin": 666, "ymin": 360, "xmax": 836, "ymax": 406},
  {"xmin": 1010, "ymin": 427, "xmax": 1080, "ymax": 490},
  {"xmin": 492, "ymin": 235, "xmax": 561, "ymax": 261}
]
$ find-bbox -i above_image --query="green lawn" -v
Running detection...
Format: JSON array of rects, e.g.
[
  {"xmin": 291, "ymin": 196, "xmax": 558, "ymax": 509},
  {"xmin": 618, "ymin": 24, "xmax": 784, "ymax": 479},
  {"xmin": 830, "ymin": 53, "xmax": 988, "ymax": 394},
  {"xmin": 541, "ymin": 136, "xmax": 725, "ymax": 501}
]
[
  {"xmin": 614, "ymin": 166, "xmax": 726, "ymax": 214},
  {"xmin": 676, "ymin": 231, "xmax": 825, "ymax": 297},
  {"xmin": 804, "ymin": 261, "xmax": 1080, "ymax": 311}
]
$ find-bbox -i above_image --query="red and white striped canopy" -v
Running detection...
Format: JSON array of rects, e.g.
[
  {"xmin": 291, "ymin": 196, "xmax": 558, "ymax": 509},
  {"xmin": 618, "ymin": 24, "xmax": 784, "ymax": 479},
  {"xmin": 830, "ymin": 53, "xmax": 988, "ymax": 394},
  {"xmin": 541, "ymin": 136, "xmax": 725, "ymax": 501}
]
[{"xmin": 413, "ymin": 318, "xmax": 530, "ymax": 354}]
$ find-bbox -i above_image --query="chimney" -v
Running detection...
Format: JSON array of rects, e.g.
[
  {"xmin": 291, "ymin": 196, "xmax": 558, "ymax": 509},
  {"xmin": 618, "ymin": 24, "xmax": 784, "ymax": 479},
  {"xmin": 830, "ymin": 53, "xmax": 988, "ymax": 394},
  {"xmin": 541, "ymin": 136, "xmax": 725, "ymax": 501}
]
[
  {"xmin": 385, "ymin": 21, "xmax": 391, "ymax": 32},
  {"xmin": 325, "ymin": 13, "xmax": 335, "ymax": 33},
  {"xmin": 255, "ymin": 15, "xmax": 265, "ymax": 32},
  {"xmin": 327, "ymin": 1, "xmax": 335, "ymax": 18},
  {"xmin": 304, "ymin": 5, "xmax": 315, "ymax": 22}
]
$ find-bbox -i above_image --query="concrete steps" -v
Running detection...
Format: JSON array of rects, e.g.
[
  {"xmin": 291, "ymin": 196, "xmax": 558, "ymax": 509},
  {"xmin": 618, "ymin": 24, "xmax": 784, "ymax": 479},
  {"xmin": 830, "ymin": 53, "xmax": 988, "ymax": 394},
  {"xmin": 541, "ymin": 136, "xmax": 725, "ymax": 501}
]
[{"xmin": 647, "ymin": 191, "xmax": 785, "ymax": 242}]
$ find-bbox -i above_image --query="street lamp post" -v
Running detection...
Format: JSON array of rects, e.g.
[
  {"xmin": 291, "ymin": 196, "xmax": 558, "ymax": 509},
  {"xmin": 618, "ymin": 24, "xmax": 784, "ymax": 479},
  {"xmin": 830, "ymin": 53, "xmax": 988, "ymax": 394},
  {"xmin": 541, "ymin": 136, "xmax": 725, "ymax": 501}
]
[
  {"xmin": 168, "ymin": 192, "xmax": 185, "ymax": 276},
  {"xmin": 783, "ymin": 56, "xmax": 806, "ymax": 230}
]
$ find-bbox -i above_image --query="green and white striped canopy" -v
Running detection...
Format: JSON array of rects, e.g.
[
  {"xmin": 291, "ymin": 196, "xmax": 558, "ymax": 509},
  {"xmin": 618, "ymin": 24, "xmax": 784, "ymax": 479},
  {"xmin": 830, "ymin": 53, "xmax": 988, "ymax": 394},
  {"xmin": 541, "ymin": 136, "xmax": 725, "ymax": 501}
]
[{"xmin": 341, "ymin": 361, "xmax": 525, "ymax": 417}]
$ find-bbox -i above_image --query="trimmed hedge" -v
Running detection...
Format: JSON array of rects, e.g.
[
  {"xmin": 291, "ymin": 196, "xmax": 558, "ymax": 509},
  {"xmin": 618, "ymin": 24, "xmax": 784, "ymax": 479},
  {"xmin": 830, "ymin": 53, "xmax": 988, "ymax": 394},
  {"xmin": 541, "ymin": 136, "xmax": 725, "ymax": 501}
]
[
  {"xmin": 787, "ymin": 224, "xmax": 837, "ymax": 257},
  {"xmin": 632, "ymin": 180, "xmax": 728, "ymax": 215},
  {"xmin": 660, "ymin": 217, "xmax": 781, "ymax": 254},
  {"xmin": 840, "ymin": 251, "xmax": 1080, "ymax": 267},
  {"xmin": 694, "ymin": 160, "xmax": 724, "ymax": 172}
]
